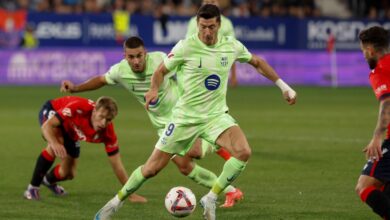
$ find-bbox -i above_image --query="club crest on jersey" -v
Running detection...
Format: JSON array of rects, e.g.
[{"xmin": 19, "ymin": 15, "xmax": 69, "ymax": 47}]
[
  {"xmin": 205, "ymin": 74, "xmax": 221, "ymax": 91},
  {"xmin": 220, "ymin": 57, "xmax": 228, "ymax": 67}
]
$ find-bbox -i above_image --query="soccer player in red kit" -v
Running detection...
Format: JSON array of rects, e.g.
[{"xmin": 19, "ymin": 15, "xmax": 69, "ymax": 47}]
[
  {"xmin": 23, "ymin": 96, "xmax": 146, "ymax": 203},
  {"xmin": 355, "ymin": 26, "xmax": 390, "ymax": 219}
]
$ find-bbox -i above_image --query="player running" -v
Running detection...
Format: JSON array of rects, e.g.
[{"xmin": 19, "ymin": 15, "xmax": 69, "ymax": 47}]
[
  {"xmin": 94, "ymin": 4, "xmax": 296, "ymax": 220},
  {"xmin": 61, "ymin": 36, "xmax": 243, "ymax": 208}
]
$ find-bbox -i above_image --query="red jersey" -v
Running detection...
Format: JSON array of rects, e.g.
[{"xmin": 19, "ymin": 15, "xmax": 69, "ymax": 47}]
[
  {"xmin": 369, "ymin": 54, "xmax": 390, "ymax": 138},
  {"xmin": 50, "ymin": 96, "xmax": 119, "ymax": 155}
]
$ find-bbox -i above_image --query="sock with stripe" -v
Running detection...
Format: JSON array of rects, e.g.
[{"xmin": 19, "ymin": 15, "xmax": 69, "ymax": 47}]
[
  {"xmin": 117, "ymin": 166, "xmax": 147, "ymax": 201},
  {"xmin": 187, "ymin": 164, "xmax": 235, "ymax": 194},
  {"xmin": 30, "ymin": 149, "xmax": 55, "ymax": 187},
  {"xmin": 211, "ymin": 157, "xmax": 247, "ymax": 195},
  {"xmin": 45, "ymin": 164, "xmax": 65, "ymax": 184},
  {"xmin": 360, "ymin": 186, "xmax": 390, "ymax": 219}
]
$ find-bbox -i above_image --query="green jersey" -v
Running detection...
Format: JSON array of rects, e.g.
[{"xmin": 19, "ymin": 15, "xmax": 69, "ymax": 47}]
[
  {"xmin": 164, "ymin": 35, "xmax": 252, "ymax": 124},
  {"xmin": 186, "ymin": 15, "xmax": 235, "ymax": 38},
  {"xmin": 104, "ymin": 52, "xmax": 178, "ymax": 129}
]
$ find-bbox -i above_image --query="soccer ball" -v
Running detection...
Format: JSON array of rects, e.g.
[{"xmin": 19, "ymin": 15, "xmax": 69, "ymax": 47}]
[{"xmin": 165, "ymin": 186, "xmax": 196, "ymax": 218}]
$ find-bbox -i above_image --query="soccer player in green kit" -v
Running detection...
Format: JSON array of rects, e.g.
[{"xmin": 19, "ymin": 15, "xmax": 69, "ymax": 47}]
[
  {"xmin": 62, "ymin": 36, "xmax": 243, "ymax": 208},
  {"xmin": 94, "ymin": 4, "xmax": 297, "ymax": 220},
  {"xmin": 187, "ymin": 0, "xmax": 238, "ymax": 87}
]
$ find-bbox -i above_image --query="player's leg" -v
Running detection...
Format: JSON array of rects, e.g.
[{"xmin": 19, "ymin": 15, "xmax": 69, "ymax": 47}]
[
  {"xmin": 206, "ymin": 125, "xmax": 250, "ymax": 196},
  {"xmin": 94, "ymin": 148, "xmax": 172, "ymax": 220},
  {"xmin": 172, "ymin": 139, "xmax": 242, "ymax": 208},
  {"xmin": 200, "ymin": 115, "xmax": 250, "ymax": 220},
  {"xmin": 44, "ymin": 154, "xmax": 77, "ymax": 196},
  {"xmin": 23, "ymin": 144, "xmax": 56, "ymax": 200},
  {"xmin": 356, "ymin": 175, "xmax": 390, "ymax": 218},
  {"xmin": 24, "ymin": 101, "xmax": 59, "ymax": 200},
  {"xmin": 356, "ymin": 139, "xmax": 390, "ymax": 219},
  {"xmin": 43, "ymin": 135, "xmax": 79, "ymax": 196}
]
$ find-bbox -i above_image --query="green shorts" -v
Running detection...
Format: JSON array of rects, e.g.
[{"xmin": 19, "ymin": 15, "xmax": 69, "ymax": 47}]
[{"xmin": 155, "ymin": 113, "xmax": 237, "ymax": 156}]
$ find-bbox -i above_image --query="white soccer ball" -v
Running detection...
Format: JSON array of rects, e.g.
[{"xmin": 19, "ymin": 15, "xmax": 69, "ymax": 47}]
[{"xmin": 165, "ymin": 186, "xmax": 196, "ymax": 218}]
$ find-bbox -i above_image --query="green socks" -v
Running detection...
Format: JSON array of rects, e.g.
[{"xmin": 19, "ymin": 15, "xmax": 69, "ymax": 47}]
[
  {"xmin": 211, "ymin": 157, "xmax": 247, "ymax": 195},
  {"xmin": 187, "ymin": 164, "xmax": 235, "ymax": 194},
  {"xmin": 118, "ymin": 166, "xmax": 146, "ymax": 201}
]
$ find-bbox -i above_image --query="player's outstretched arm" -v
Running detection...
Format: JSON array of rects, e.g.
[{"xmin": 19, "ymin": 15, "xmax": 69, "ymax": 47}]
[
  {"xmin": 60, "ymin": 75, "xmax": 107, "ymax": 93},
  {"xmin": 107, "ymin": 152, "xmax": 147, "ymax": 203},
  {"xmin": 41, "ymin": 116, "xmax": 67, "ymax": 158},
  {"xmin": 248, "ymin": 54, "xmax": 297, "ymax": 105},
  {"xmin": 145, "ymin": 63, "xmax": 169, "ymax": 110}
]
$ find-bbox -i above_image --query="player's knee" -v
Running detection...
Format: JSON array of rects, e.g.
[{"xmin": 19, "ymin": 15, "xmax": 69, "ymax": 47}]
[
  {"xmin": 355, "ymin": 184, "xmax": 362, "ymax": 195},
  {"xmin": 355, "ymin": 181, "xmax": 369, "ymax": 196},
  {"xmin": 65, "ymin": 171, "xmax": 76, "ymax": 180},
  {"xmin": 177, "ymin": 164, "xmax": 193, "ymax": 176},
  {"xmin": 186, "ymin": 150, "xmax": 202, "ymax": 160},
  {"xmin": 235, "ymin": 146, "xmax": 251, "ymax": 161}
]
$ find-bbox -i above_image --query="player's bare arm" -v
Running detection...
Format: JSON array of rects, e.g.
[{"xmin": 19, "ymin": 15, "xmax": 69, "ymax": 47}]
[
  {"xmin": 229, "ymin": 63, "xmax": 238, "ymax": 87},
  {"xmin": 108, "ymin": 153, "xmax": 148, "ymax": 203},
  {"xmin": 61, "ymin": 75, "xmax": 107, "ymax": 93},
  {"xmin": 365, "ymin": 96, "xmax": 390, "ymax": 160},
  {"xmin": 41, "ymin": 116, "xmax": 67, "ymax": 158},
  {"xmin": 248, "ymin": 54, "xmax": 297, "ymax": 105},
  {"xmin": 145, "ymin": 63, "xmax": 169, "ymax": 110}
]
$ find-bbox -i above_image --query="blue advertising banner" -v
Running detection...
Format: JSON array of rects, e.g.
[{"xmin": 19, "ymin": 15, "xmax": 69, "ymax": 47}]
[{"xmin": 25, "ymin": 13, "xmax": 390, "ymax": 50}]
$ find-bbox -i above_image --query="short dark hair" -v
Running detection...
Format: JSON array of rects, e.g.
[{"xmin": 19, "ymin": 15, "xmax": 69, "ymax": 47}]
[
  {"xmin": 196, "ymin": 4, "xmax": 221, "ymax": 23},
  {"xmin": 359, "ymin": 26, "xmax": 389, "ymax": 50},
  {"xmin": 123, "ymin": 36, "xmax": 145, "ymax": 49}
]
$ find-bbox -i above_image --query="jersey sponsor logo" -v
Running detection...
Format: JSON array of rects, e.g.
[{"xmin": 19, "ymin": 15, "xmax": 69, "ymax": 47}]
[
  {"xmin": 221, "ymin": 56, "xmax": 228, "ymax": 67},
  {"xmin": 204, "ymin": 74, "xmax": 221, "ymax": 91},
  {"xmin": 375, "ymin": 84, "xmax": 387, "ymax": 96},
  {"xmin": 62, "ymin": 108, "xmax": 72, "ymax": 117},
  {"xmin": 198, "ymin": 58, "xmax": 202, "ymax": 68}
]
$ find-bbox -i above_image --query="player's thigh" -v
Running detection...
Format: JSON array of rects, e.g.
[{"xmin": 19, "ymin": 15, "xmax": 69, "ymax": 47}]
[
  {"xmin": 143, "ymin": 148, "xmax": 173, "ymax": 177},
  {"xmin": 185, "ymin": 138, "xmax": 203, "ymax": 159},
  {"xmin": 356, "ymin": 175, "xmax": 384, "ymax": 194},
  {"xmin": 357, "ymin": 139, "xmax": 390, "ymax": 193},
  {"xmin": 216, "ymin": 125, "xmax": 251, "ymax": 161}
]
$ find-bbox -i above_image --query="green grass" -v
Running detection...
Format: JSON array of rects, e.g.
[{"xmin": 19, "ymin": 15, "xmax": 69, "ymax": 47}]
[{"xmin": 0, "ymin": 86, "xmax": 379, "ymax": 219}]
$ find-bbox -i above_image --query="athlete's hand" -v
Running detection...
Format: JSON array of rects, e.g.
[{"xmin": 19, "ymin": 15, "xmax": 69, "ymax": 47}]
[
  {"xmin": 145, "ymin": 89, "xmax": 158, "ymax": 111},
  {"xmin": 60, "ymin": 80, "xmax": 75, "ymax": 93},
  {"xmin": 363, "ymin": 137, "xmax": 382, "ymax": 161},
  {"xmin": 283, "ymin": 90, "xmax": 297, "ymax": 105},
  {"xmin": 50, "ymin": 143, "xmax": 67, "ymax": 159},
  {"xmin": 128, "ymin": 193, "xmax": 147, "ymax": 203}
]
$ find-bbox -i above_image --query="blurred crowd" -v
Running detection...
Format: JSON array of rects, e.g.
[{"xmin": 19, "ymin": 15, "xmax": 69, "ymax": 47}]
[{"xmin": 0, "ymin": 0, "xmax": 389, "ymax": 19}]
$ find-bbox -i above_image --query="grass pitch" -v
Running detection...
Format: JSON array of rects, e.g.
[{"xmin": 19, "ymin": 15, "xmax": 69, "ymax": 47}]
[{"xmin": 0, "ymin": 86, "xmax": 379, "ymax": 219}]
